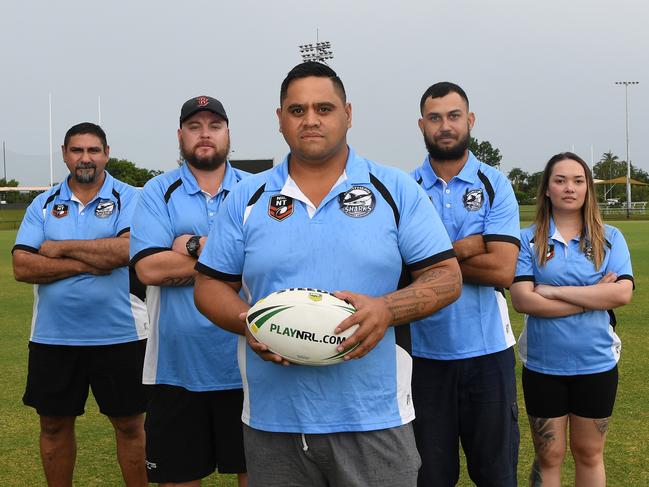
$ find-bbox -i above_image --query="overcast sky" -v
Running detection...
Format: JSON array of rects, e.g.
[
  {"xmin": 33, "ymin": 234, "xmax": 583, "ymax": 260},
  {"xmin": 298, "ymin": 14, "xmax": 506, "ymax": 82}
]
[{"xmin": 1, "ymin": 0, "xmax": 647, "ymax": 186}]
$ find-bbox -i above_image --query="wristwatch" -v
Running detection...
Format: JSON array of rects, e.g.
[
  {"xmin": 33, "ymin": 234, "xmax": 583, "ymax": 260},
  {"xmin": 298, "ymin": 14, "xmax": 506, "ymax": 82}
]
[{"xmin": 186, "ymin": 235, "xmax": 201, "ymax": 258}]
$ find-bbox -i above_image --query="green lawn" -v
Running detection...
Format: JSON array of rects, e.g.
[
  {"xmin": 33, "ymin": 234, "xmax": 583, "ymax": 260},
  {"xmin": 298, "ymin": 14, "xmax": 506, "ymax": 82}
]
[{"xmin": 1, "ymin": 222, "xmax": 647, "ymax": 486}]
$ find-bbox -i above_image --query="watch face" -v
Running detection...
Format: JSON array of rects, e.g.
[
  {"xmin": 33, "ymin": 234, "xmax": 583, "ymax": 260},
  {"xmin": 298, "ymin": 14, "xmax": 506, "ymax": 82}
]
[{"xmin": 186, "ymin": 236, "xmax": 200, "ymax": 257}]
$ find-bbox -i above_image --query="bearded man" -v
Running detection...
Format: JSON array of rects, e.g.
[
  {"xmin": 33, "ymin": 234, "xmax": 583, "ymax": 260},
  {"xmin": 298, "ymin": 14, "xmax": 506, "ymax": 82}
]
[
  {"xmin": 130, "ymin": 97, "xmax": 248, "ymax": 487},
  {"xmin": 410, "ymin": 83, "xmax": 521, "ymax": 487}
]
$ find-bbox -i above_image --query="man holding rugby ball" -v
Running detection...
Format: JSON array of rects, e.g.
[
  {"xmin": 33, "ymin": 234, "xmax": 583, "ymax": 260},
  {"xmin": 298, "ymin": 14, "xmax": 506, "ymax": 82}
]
[{"xmin": 194, "ymin": 62, "xmax": 462, "ymax": 487}]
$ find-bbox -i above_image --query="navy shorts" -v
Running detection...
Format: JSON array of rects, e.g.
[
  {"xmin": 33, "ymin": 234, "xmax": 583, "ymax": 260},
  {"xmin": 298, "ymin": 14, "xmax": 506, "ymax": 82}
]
[
  {"xmin": 412, "ymin": 347, "xmax": 519, "ymax": 487},
  {"xmin": 23, "ymin": 339, "xmax": 147, "ymax": 417},
  {"xmin": 522, "ymin": 365, "xmax": 618, "ymax": 419},
  {"xmin": 144, "ymin": 384, "xmax": 246, "ymax": 483}
]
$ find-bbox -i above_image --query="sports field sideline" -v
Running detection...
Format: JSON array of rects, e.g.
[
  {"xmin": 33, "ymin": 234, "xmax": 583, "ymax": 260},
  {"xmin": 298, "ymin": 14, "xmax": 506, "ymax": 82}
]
[{"xmin": 1, "ymin": 220, "xmax": 647, "ymax": 486}]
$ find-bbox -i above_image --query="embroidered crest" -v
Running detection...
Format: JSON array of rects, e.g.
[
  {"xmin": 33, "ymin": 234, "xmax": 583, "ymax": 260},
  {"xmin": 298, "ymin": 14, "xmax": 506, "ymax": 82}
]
[
  {"xmin": 583, "ymin": 241, "xmax": 594, "ymax": 262},
  {"xmin": 95, "ymin": 200, "xmax": 115, "ymax": 218},
  {"xmin": 339, "ymin": 186, "xmax": 375, "ymax": 218},
  {"xmin": 51, "ymin": 204, "xmax": 69, "ymax": 218},
  {"xmin": 546, "ymin": 244, "xmax": 555, "ymax": 261},
  {"xmin": 463, "ymin": 188, "xmax": 484, "ymax": 211},
  {"xmin": 268, "ymin": 195, "xmax": 293, "ymax": 221}
]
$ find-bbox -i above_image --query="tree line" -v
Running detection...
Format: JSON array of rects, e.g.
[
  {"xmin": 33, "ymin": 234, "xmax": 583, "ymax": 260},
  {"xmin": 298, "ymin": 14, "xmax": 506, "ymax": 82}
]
[{"xmin": 2, "ymin": 146, "xmax": 648, "ymax": 206}]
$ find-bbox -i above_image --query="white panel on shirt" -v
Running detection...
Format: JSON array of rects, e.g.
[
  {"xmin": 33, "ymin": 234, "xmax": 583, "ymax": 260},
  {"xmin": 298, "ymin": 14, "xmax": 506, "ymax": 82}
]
[
  {"xmin": 496, "ymin": 290, "xmax": 516, "ymax": 348},
  {"xmin": 609, "ymin": 325, "xmax": 622, "ymax": 363},
  {"xmin": 396, "ymin": 345, "xmax": 415, "ymax": 424},
  {"xmin": 129, "ymin": 293, "xmax": 149, "ymax": 340},
  {"xmin": 29, "ymin": 285, "xmax": 39, "ymax": 341},
  {"xmin": 517, "ymin": 315, "xmax": 529, "ymax": 366},
  {"xmin": 238, "ymin": 336, "xmax": 251, "ymax": 426},
  {"xmin": 142, "ymin": 286, "xmax": 161, "ymax": 384}
]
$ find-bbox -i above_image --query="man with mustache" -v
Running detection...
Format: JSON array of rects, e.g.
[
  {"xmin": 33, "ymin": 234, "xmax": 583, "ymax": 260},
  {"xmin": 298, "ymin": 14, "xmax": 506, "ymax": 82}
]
[
  {"xmin": 410, "ymin": 83, "xmax": 521, "ymax": 486},
  {"xmin": 130, "ymin": 97, "xmax": 248, "ymax": 486},
  {"xmin": 12, "ymin": 122, "xmax": 149, "ymax": 486}
]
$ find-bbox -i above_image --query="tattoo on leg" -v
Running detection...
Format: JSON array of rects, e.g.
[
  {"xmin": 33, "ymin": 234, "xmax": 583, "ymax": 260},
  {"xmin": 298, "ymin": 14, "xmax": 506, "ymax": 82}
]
[
  {"xmin": 529, "ymin": 458, "xmax": 543, "ymax": 486},
  {"xmin": 594, "ymin": 418, "xmax": 609, "ymax": 436},
  {"xmin": 530, "ymin": 417, "xmax": 555, "ymax": 452}
]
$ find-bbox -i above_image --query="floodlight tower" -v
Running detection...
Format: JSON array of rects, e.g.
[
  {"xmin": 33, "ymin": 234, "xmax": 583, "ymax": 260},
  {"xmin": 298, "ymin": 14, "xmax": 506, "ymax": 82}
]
[
  {"xmin": 299, "ymin": 40, "xmax": 334, "ymax": 64},
  {"xmin": 614, "ymin": 81, "xmax": 639, "ymax": 219}
]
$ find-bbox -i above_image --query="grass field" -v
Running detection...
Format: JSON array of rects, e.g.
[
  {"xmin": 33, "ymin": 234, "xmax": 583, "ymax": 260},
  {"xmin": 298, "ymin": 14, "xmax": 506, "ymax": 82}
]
[{"xmin": 1, "ymin": 220, "xmax": 647, "ymax": 486}]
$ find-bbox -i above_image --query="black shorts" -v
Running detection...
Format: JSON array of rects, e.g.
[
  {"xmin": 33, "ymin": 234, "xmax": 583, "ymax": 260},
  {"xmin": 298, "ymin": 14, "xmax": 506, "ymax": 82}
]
[
  {"xmin": 23, "ymin": 339, "xmax": 147, "ymax": 417},
  {"xmin": 144, "ymin": 384, "xmax": 246, "ymax": 483},
  {"xmin": 522, "ymin": 365, "xmax": 618, "ymax": 419}
]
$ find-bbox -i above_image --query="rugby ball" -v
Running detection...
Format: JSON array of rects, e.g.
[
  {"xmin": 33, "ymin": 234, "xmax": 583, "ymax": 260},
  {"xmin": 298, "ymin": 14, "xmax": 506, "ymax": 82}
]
[{"xmin": 246, "ymin": 288, "xmax": 359, "ymax": 366}]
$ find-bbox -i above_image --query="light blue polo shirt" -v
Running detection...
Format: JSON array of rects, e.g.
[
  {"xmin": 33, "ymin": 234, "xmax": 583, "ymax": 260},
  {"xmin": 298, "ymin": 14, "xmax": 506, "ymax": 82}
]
[
  {"xmin": 196, "ymin": 147, "xmax": 455, "ymax": 434},
  {"xmin": 514, "ymin": 221, "xmax": 634, "ymax": 375},
  {"xmin": 129, "ymin": 161, "xmax": 247, "ymax": 391},
  {"xmin": 13, "ymin": 171, "xmax": 148, "ymax": 345},
  {"xmin": 410, "ymin": 152, "xmax": 520, "ymax": 360}
]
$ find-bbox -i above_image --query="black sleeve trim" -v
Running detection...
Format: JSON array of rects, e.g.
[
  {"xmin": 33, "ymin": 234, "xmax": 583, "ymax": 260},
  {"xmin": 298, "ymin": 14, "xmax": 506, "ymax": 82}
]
[
  {"xmin": 513, "ymin": 275, "xmax": 535, "ymax": 283},
  {"xmin": 616, "ymin": 274, "xmax": 635, "ymax": 290},
  {"xmin": 483, "ymin": 234, "xmax": 521, "ymax": 248},
  {"xmin": 194, "ymin": 262, "xmax": 242, "ymax": 282},
  {"xmin": 164, "ymin": 179, "xmax": 183, "ymax": 204},
  {"xmin": 369, "ymin": 173, "xmax": 400, "ymax": 227},
  {"xmin": 11, "ymin": 244, "xmax": 39, "ymax": 254},
  {"xmin": 116, "ymin": 227, "xmax": 130, "ymax": 237},
  {"xmin": 129, "ymin": 247, "xmax": 171, "ymax": 267},
  {"xmin": 476, "ymin": 170, "xmax": 495, "ymax": 207},
  {"xmin": 407, "ymin": 248, "xmax": 457, "ymax": 272}
]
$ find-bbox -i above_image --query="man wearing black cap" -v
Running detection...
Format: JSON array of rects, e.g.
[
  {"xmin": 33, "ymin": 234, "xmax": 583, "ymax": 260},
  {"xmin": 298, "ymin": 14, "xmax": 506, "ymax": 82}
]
[{"xmin": 130, "ymin": 96, "xmax": 249, "ymax": 486}]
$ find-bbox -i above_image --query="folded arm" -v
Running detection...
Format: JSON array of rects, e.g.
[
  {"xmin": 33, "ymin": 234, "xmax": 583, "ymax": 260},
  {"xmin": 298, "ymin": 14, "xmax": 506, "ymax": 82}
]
[
  {"xmin": 454, "ymin": 236, "xmax": 519, "ymax": 288},
  {"xmin": 534, "ymin": 276, "xmax": 633, "ymax": 310},
  {"xmin": 510, "ymin": 272, "xmax": 633, "ymax": 317},
  {"xmin": 134, "ymin": 234, "xmax": 207, "ymax": 287},
  {"xmin": 13, "ymin": 249, "xmax": 109, "ymax": 284},
  {"xmin": 38, "ymin": 233, "xmax": 130, "ymax": 270},
  {"xmin": 510, "ymin": 280, "xmax": 584, "ymax": 317}
]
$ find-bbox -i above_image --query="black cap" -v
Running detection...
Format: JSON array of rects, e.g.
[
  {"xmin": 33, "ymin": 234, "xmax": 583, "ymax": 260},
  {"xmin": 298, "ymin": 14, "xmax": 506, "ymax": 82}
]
[{"xmin": 179, "ymin": 96, "xmax": 228, "ymax": 127}]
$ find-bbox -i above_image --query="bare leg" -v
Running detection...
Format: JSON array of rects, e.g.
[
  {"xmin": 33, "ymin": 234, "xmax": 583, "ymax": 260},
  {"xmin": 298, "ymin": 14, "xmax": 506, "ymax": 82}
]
[
  {"xmin": 39, "ymin": 415, "xmax": 76, "ymax": 487},
  {"xmin": 237, "ymin": 472, "xmax": 248, "ymax": 487},
  {"xmin": 109, "ymin": 414, "xmax": 147, "ymax": 487},
  {"xmin": 569, "ymin": 414, "xmax": 608, "ymax": 487},
  {"xmin": 527, "ymin": 415, "xmax": 567, "ymax": 487}
]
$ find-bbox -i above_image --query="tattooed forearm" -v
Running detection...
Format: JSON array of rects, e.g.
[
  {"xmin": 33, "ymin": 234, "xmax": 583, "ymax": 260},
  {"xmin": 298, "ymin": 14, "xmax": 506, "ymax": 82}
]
[
  {"xmin": 162, "ymin": 276, "xmax": 195, "ymax": 287},
  {"xmin": 384, "ymin": 302, "xmax": 427, "ymax": 323},
  {"xmin": 594, "ymin": 418, "xmax": 609, "ymax": 436},
  {"xmin": 383, "ymin": 263, "xmax": 461, "ymax": 325},
  {"xmin": 529, "ymin": 458, "xmax": 543, "ymax": 486},
  {"xmin": 530, "ymin": 417, "xmax": 556, "ymax": 452}
]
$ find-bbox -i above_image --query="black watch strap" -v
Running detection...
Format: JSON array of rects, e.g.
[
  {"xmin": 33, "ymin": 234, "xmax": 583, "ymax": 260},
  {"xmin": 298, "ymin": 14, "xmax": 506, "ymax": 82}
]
[{"xmin": 186, "ymin": 235, "xmax": 201, "ymax": 258}]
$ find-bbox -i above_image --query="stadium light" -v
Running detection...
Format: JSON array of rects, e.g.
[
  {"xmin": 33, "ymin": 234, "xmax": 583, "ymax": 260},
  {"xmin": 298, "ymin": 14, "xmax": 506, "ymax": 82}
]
[
  {"xmin": 615, "ymin": 81, "xmax": 639, "ymax": 219},
  {"xmin": 299, "ymin": 40, "xmax": 334, "ymax": 64}
]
